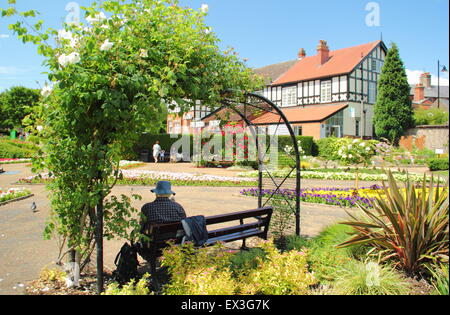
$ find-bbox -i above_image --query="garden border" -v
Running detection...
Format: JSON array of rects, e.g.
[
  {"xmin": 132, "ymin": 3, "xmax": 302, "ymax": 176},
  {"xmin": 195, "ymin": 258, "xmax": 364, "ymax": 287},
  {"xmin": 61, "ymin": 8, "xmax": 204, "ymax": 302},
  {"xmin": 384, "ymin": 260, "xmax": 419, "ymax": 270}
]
[{"xmin": 0, "ymin": 194, "xmax": 34, "ymax": 207}]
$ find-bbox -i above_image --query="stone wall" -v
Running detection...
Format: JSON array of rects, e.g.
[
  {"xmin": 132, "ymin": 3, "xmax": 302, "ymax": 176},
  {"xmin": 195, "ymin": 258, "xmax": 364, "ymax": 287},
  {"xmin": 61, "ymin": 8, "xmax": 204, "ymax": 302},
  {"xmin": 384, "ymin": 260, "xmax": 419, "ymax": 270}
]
[{"xmin": 400, "ymin": 125, "xmax": 449, "ymax": 153}]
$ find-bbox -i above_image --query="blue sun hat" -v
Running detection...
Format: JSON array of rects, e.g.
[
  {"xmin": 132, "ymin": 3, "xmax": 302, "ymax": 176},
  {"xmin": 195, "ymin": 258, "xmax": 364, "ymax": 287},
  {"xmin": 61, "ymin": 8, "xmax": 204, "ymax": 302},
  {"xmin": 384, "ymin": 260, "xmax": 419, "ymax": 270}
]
[{"xmin": 151, "ymin": 181, "xmax": 176, "ymax": 195}]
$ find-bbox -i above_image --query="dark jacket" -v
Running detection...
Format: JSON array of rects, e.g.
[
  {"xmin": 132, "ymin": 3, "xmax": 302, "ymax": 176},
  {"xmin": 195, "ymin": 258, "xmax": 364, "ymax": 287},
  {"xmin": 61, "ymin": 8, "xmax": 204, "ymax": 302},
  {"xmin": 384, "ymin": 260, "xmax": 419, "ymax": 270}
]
[{"xmin": 181, "ymin": 216, "xmax": 209, "ymax": 246}]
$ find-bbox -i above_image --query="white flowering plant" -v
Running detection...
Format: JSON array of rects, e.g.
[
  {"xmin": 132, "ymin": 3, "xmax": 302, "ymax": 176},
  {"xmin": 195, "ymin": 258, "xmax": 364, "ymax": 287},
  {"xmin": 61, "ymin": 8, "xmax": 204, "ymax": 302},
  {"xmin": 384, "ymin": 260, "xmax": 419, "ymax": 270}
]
[
  {"xmin": 337, "ymin": 139, "xmax": 376, "ymax": 165},
  {"xmin": 2, "ymin": 0, "xmax": 262, "ymax": 282}
]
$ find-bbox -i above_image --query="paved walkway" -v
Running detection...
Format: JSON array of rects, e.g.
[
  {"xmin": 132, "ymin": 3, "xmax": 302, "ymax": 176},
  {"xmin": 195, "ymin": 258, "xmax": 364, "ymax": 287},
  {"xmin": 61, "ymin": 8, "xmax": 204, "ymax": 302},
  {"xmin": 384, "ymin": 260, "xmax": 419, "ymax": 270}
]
[{"xmin": 0, "ymin": 162, "xmax": 434, "ymax": 295}]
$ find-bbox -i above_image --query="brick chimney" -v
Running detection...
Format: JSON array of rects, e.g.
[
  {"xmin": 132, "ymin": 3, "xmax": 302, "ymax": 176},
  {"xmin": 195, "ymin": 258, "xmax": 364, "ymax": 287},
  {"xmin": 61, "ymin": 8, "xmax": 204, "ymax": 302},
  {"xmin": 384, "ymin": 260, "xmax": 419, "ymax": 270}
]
[
  {"xmin": 317, "ymin": 40, "xmax": 330, "ymax": 65},
  {"xmin": 414, "ymin": 83, "xmax": 425, "ymax": 102},
  {"xmin": 298, "ymin": 48, "xmax": 306, "ymax": 60},
  {"xmin": 420, "ymin": 72, "xmax": 432, "ymax": 88}
]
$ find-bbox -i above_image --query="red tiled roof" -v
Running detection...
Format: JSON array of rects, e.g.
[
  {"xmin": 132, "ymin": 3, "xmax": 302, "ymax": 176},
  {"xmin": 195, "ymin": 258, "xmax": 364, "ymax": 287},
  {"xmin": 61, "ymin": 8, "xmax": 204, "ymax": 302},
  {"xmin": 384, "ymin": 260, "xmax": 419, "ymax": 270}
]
[
  {"xmin": 251, "ymin": 103, "xmax": 348, "ymax": 125},
  {"xmin": 272, "ymin": 41, "xmax": 382, "ymax": 86}
]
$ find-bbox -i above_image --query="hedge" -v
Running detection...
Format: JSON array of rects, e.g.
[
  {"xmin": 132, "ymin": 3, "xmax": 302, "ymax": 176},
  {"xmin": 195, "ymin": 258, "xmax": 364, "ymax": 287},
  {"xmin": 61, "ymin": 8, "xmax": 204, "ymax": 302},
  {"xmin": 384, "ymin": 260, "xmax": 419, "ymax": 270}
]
[
  {"xmin": 276, "ymin": 135, "xmax": 317, "ymax": 156},
  {"xmin": 427, "ymin": 158, "xmax": 449, "ymax": 171},
  {"xmin": 129, "ymin": 134, "xmax": 318, "ymax": 161},
  {"xmin": 0, "ymin": 138, "xmax": 38, "ymax": 159}
]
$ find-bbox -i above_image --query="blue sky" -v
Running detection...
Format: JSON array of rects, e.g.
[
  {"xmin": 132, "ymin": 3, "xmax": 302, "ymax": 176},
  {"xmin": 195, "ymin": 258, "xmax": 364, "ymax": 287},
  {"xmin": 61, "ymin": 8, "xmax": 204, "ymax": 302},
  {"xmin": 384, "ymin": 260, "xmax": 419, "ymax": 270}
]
[{"xmin": 0, "ymin": 0, "xmax": 448, "ymax": 92}]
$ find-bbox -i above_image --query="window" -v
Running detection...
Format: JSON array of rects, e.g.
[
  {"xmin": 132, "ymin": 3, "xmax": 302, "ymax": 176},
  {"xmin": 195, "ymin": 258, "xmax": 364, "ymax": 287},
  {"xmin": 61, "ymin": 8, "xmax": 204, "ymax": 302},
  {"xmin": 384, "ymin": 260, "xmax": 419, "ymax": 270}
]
[
  {"xmin": 371, "ymin": 59, "xmax": 377, "ymax": 72},
  {"xmin": 323, "ymin": 110, "xmax": 344, "ymax": 138},
  {"xmin": 294, "ymin": 126, "xmax": 303, "ymax": 136},
  {"xmin": 321, "ymin": 80, "xmax": 332, "ymax": 103},
  {"xmin": 355, "ymin": 119, "xmax": 360, "ymax": 137},
  {"xmin": 369, "ymin": 82, "xmax": 377, "ymax": 103},
  {"xmin": 282, "ymin": 86, "xmax": 297, "ymax": 107}
]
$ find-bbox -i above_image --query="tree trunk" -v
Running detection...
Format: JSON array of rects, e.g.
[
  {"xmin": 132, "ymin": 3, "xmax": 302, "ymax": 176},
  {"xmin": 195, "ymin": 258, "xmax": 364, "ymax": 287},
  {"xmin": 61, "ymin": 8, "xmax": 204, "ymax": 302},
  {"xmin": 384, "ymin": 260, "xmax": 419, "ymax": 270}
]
[{"xmin": 96, "ymin": 198, "xmax": 104, "ymax": 294}]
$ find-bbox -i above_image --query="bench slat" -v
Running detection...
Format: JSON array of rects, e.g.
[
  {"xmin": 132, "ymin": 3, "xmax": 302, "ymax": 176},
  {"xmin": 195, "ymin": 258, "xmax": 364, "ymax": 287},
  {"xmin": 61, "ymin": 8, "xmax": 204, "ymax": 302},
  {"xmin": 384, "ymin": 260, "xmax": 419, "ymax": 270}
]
[
  {"xmin": 207, "ymin": 220, "xmax": 267, "ymax": 239},
  {"xmin": 206, "ymin": 229, "xmax": 265, "ymax": 245},
  {"xmin": 205, "ymin": 207, "xmax": 273, "ymax": 225}
]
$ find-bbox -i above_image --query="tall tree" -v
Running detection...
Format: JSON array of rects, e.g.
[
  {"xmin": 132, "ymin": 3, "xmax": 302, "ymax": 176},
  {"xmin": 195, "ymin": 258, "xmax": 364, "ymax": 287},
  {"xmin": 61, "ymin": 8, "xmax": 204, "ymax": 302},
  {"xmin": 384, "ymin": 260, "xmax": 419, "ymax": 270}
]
[
  {"xmin": 0, "ymin": 86, "xmax": 40, "ymax": 129},
  {"xmin": 374, "ymin": 43, "xmax": 414, "ymax": 144}
]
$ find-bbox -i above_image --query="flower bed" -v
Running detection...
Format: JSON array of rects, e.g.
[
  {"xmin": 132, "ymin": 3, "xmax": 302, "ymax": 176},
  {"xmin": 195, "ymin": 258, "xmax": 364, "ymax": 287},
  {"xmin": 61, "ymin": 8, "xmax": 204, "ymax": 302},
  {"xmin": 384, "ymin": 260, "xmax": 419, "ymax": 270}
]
[
  {"xmin": 0, "ymin": 187, "xmax": 33, "ymax": 204},
  {"xmin": 0, "ymin": 158, "xmax": 32, "ymax": 164},
  {"xmin": 18, "ymin": 170, "xmax": 257, "ymax": 187},
  {"xmin": 119, "ymin": 160, "xmax": 146, "ymax": 169},
  {"xmin": 238, "ymin": 169, "xmax": 444, "ymax": 183},
  {"xmin": 240, "ymin": 186, "xmax": 380, "ymax": 208}
]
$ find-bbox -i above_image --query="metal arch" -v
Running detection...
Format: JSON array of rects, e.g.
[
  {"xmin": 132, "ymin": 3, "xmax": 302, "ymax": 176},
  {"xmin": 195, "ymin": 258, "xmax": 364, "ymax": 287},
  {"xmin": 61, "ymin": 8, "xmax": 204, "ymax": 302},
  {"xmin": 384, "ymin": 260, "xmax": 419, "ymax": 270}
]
[{"xmin": 216, "ymin": 92, "xmax": 302, "ymax": 236}]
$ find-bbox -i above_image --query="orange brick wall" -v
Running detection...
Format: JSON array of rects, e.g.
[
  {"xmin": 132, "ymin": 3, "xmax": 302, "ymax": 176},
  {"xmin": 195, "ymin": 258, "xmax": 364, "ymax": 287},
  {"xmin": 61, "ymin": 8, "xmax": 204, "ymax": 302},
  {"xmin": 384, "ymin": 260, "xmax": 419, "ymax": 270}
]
[{"xmin": 292, "ymin": 123, "xmax": 322, "ymax": 140}]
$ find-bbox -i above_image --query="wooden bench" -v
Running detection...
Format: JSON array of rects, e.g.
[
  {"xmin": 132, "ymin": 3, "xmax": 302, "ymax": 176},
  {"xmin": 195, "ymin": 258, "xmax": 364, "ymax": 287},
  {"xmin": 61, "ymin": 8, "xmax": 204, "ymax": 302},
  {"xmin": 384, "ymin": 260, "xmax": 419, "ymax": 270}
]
[{"xmin": 138, "ymin": 206, "xmax": 273, "ymax": 288}]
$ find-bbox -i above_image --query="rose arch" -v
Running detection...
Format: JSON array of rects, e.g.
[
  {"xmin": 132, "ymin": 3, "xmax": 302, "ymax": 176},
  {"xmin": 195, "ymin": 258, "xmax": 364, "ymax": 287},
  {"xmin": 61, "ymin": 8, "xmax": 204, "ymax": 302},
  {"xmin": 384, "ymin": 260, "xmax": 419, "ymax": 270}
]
[{"xmin": 195, "ymin": 92, "xmax": 302, "ymax": 236}]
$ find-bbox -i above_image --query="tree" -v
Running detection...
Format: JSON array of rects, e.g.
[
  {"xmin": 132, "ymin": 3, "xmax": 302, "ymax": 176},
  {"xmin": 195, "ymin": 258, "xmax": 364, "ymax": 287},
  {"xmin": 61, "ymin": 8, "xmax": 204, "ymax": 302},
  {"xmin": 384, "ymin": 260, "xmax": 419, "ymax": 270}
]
[
  {"xmin": 2, "ymin": 0, "xmax": 262, "ymax": 292},
  {"xmin": 0, "ymin": 86, "xmax": 40, "ymax": 129},
  {"xmin": 373, "ymin": 43, "xmax": 414, "ymax": 144}
]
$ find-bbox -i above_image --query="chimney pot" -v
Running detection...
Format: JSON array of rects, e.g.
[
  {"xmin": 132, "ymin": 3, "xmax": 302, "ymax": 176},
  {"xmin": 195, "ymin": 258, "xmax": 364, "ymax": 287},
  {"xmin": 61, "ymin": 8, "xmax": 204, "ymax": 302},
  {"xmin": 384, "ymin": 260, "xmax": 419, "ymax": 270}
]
[
  {"xmin": 420, "ymin": 72, "xmax": 432, "ymax": 88},
  {"xmin": 414, "ymin": 83, "xmax": 425, "ymax": 103},
  {"xmin": 317, "ymin": 40, "xmax": 330, "ymax": 65},
  {"xmin": 298, "ymin": 48, "xmax": 306, "ymax": 60}
]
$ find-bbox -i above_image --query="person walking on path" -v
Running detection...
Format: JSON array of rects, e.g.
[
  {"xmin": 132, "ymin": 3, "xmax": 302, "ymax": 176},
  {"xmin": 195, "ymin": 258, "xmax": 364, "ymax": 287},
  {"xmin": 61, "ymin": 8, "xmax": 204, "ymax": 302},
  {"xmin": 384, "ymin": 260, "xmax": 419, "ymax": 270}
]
[{"xmin": 152, "ymin": 141, "xmax": 162, "ymax": 164}]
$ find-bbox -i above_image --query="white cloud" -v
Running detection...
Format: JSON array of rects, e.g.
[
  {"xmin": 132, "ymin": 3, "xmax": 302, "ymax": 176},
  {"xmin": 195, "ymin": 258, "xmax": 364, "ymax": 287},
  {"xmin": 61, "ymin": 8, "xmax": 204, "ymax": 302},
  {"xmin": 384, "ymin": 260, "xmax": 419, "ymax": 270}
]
[
  {"xmin": 0, "ymin": 34, "xmax": 9, "ymax": 39},
  {"xmin": 406, "ymin": 69, "xmax": 449, "ymax": 86}
]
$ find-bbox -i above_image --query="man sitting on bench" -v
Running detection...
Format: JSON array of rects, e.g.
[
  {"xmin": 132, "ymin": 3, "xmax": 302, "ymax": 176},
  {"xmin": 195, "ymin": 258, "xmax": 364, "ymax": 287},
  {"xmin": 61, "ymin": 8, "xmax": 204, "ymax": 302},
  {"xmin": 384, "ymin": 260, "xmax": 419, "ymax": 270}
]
[{"xmin": 140, "ymin": 181, "xmax": 187, "ymax": 227}]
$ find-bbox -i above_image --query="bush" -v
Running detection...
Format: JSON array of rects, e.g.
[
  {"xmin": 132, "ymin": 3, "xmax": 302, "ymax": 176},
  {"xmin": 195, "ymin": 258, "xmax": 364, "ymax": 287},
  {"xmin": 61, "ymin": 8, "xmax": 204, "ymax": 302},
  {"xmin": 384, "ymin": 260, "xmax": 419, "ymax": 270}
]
[
  {"xmin": 427, "ymin": 158, "xmax": 449, "ymax": 171},
  {"xmin": 238, "ymin": 240, "xmax": 316, "ymax": 295},
  {"xmin": 339, "ymin": 171, "xmax": 449, "ymax": 275},
  {"xmin": 131, "ymin": 133, "xmax": 195, "ymax": 160},
  {"xmin": 277, "ymin": 135, "xmax": 317, "ymax": 156},
  {"xmin": 0, "ymin": 138, "xmax": 38, "ymax": 158},
  {"xmin": 414, "ymin": 108, "xmax": 449, "ymax": 126},
  {"xmin": 285, "ymin": 225, "xmax": 366, "ymax": 283},
  {"xmin": 161, "ymin": 240, "xmax": 316, "ymax": 295},
  {"xmin": 103, "ymin": 274, "xmax": 152, "ymax": 295},
  {"xmin": 332, "ymin": 260, "xmax": 411, "ymax": 295},
  {"xmin": 316, "ymin": 137, "xmax": 378, "ymax": 164}
]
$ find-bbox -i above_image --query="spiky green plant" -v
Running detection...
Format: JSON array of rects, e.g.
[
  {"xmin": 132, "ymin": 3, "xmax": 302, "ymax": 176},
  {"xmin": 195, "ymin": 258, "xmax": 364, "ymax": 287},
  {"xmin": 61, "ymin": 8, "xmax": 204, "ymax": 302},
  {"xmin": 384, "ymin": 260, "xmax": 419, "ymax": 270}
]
[{"xmin": 339, "ymin": 171, "xmax": 449, "ymax": 275}]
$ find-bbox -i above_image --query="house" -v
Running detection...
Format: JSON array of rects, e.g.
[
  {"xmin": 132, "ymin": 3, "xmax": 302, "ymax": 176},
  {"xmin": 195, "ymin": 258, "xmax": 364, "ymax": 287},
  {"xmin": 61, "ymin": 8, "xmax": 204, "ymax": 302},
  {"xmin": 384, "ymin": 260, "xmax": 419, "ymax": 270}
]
[
  {"xmin": 202, "ymin": 39, "xmax": 388, "ymax": 140},
  {"xmin": 410, "ymin": 72, "xmax": 449, "ymax": 112}
]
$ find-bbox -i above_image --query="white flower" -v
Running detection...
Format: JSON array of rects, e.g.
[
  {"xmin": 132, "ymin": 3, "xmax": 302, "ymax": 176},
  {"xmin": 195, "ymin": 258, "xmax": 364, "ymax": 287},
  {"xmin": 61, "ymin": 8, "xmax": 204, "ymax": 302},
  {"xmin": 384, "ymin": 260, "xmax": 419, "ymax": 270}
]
[
  {"xmin": 139, "ymin": 49, "xmax": 148, "ymax": 58},
  {"xmin": 200, "ymin": 4, "xmax": 209, "ymax": 13},
  {"xmin": 359, "ymin": 142, "xmax": 366, "ymax": 147},
  {"xmin": 353, "ymin": 139, "xmax": 360, "ymax": 144},
  {"xmin": 41, "ymin": 85, "xmax": 53, "ymax": 98},
  {"xmin": 348, "ymin": 154, "xmax": 353, "ymax": 159},
  {"xmin": 58, "ymin": 52, "xmax": 81, "ymax": 67},
  {"xmin": 86, "ymin": 11, "xmax": 107, "ymax": 24},
  {"xmin": 36, "ymin": 125, "xmax": 44, "ymax": 133},
  {"xmin": 100, "ymin": 39, "xmax": 114, "ymax": 51},
  {"xmin": 58, "ymin": 29, "xmax": 73, "ymax": 41}
]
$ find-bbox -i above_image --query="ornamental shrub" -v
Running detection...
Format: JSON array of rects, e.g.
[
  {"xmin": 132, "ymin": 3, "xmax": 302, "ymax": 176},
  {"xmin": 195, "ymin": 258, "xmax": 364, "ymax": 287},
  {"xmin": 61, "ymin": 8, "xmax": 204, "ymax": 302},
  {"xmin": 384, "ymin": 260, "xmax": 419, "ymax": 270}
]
[
  {"xmin": 426, "ymin": 157, "xmax": 449, "ymax": 171},
  {"xmin": 277, "ymin": 136, "xmax": 317, "ymax": 156},
  {"xmin": 160, "ymin": 239, "xmax": 317, "ymax": 295},
  {"xmin": 316, "ymin": 137, "xmax": 378, "ymax": 164},
  {"xmin": 414, "ymin": 108, "xmax": 449, "ymax": 126},
  {"xmin": 0, "ymin": 140, "xmax": 36, "ymax": 158},
  {"xmin": 103, "ymin": 274, "xmax": 152, "ymax": 295},
  {"xmin": 332, "ymin": 261, "xmax": 411, "ymax": 295},
  {"xmin": 239, "ymin": 240, "xmax": 316, "ymax": 295}
]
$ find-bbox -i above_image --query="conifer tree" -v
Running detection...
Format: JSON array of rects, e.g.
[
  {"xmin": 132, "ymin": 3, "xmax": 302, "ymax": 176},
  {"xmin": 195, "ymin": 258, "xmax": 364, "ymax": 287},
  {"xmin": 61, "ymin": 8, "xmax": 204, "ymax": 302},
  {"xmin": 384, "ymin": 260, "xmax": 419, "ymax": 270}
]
[{"xmin": 374, "ymin": 43, "xmax": 414, "ymax": 144}]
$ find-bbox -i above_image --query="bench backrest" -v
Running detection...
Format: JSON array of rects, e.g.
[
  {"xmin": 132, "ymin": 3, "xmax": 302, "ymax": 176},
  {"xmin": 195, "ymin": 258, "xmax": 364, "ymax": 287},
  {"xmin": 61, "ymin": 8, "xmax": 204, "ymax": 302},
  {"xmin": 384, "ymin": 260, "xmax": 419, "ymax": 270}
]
[{"xmin": 144, "ymin": 206, "xmax": 273, "ymax": 252}]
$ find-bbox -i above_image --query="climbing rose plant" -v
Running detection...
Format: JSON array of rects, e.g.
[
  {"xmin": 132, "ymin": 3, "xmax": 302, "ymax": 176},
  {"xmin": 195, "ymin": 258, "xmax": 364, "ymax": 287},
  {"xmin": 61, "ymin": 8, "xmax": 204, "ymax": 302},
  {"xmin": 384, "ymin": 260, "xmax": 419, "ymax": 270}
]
[{"xmin": 1, "ymin": 0, "xmax": 262, "ymax": 268}]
